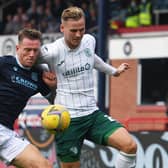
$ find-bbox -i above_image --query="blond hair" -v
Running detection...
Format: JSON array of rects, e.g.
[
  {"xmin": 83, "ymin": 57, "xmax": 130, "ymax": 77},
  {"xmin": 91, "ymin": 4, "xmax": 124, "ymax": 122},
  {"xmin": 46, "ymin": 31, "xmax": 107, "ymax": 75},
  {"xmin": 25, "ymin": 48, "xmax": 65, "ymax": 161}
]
[{"xmin": 61, "ymin": 6, "xmax": 85, "ymax": 22}]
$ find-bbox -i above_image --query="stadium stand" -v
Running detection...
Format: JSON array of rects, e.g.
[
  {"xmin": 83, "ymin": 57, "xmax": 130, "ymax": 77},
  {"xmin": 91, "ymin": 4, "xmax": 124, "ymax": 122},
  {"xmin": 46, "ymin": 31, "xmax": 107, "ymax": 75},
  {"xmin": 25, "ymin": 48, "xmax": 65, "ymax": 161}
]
[
  {"xmin": 1, "ymin": 0, "xmax": 98, "ymax": 35},
  {"xmin": 109, "ymin": 0, "xmax": 168, "ymax": 30}
]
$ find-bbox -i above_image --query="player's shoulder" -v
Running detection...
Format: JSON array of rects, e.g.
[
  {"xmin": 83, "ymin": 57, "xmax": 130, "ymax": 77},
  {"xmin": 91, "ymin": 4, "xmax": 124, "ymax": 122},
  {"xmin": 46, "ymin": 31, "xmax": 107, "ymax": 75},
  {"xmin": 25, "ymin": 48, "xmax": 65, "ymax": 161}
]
[
  {"xmin": 43, "ymin": 37, "xmax": 63, "ymax": 47},
  {"xmin": 82, "ymin": 34, "xmax": 96, "ymax": 49},
  {"xmin": 83, "ymin": 34, "xmax": 96, "ymax": 41},
  {"xmin": 41, "ymin": 37, "xmax": 64, "ymax": 53},
  {"xmin": 0, "ymin": 55, "xmax": 16, "ymax": 68},
  {"xmin": 0, "ymin": 55, "xmax": 16, "ymax": 63},
  {"xmin": 82, "ymin": 34, "xmax": 96, "ymax": 46}
]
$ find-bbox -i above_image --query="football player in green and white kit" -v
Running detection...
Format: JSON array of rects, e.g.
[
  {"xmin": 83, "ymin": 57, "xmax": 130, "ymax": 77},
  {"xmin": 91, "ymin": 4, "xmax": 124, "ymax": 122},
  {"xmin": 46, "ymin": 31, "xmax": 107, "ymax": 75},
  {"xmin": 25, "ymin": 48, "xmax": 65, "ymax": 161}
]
[{"xmin": 39, "ymin": 6, "xmax": 137, "ymax": 168}]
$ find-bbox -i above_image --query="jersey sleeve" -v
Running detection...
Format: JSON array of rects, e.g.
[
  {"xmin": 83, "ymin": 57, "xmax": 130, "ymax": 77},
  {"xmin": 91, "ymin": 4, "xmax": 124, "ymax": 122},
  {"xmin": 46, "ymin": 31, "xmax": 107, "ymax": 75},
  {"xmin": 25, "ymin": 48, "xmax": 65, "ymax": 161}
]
[
  {"xmin": 94, "ymin": 54, "xmax": 117, "ymax": 75},
  {"xmin": 38, "ymin": 43, "xmax": 57, "ymax": 72},
  {"xmin": 86, "ymin": 35, "xmax": 117, "ymax": 75}
]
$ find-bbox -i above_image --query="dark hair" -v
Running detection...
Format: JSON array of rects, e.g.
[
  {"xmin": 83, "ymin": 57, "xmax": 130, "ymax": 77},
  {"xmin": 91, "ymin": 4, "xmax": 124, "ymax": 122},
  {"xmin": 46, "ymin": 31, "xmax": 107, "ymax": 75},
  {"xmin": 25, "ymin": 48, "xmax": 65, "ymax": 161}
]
[
  {"xmin": 18, "ymin": 28, "xmax": 42, "ymax": 43},
  {"xmin": 61, "ymin": 6, "xmax": 85, "ymax": 22}
]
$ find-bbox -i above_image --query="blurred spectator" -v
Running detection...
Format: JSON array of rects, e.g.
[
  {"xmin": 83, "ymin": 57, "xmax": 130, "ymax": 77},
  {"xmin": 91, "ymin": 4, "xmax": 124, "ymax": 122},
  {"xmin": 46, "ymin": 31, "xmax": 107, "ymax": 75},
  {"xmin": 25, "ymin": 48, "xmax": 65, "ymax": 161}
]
[
  {"xmin": 109, "ymin": 0, "xmax": 126, "ymax": 30},
  {"xmin": 139, "ymin": 0, "xmax": 152, "ymax": 26},
  {"xmin": 27, "ymin": 0, "xmax": 37, "ymax": 14},
  {"xmin": 12, "ymin": 15, "xmax": 23, "ymax": 34},
  {"xmin": 81, "ymin": 1, "xmax": 91, "ymax": 29},
  {"xmin": 44, "ymin": 6, "xmax": 54, "ymax": 23},
  {"xmin": 2, "ymin": 0, "xmax": 98, "ymax": 34},
  {"xmin": 39, "ymin": 6, "xmax": 58, "ymax": 33},
  {"xmin": 37, "ymin": 4, "xmax": 46, "ymax": 23},
  {"xmin": 28, "ymin": 19, "xmax": 39, "ymax": 29},
  {"xmin": 22, "ymin": 19, "xmax": 34, "ymax": 29},
  {"xmin": 16, "ymin": 6, "xmax": 28, "ymax": 23},
  {"xmin": 52, "ymin": 0, "xmax": 67, "ymax": 24},
  {"xmin": 125, "ymin": 0, "xmax": 140, "ymax": 28},
  {"xmin": 27, "ymin": 0, "xmax": 39, "ymax": 26},
  {"xmin": 87, "ymin": 6, "xmax": 97, "ymax": 33},
  {"xmin": 4, "ymin": 14, "xmax": 13, "ymax": 34},
  {"xmin": 4, "ymin": 6, "xmax": 28, "ymax": 34},
  {"xmin": 39, "ymin": 19, "xmax": 49, "ymax": 33}
]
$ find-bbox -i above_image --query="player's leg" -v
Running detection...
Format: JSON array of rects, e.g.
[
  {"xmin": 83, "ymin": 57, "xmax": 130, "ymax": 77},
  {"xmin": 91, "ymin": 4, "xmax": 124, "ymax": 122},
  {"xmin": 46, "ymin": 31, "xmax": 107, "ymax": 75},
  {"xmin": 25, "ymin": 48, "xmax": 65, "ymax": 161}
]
[
  {"xmin": 11, "ymin": 143, "xmax": 52, "ymax": 168},
  {"xmin": 0, "ymin": 124, "xmax": 52, "ymax": 168},
  {"xmin": 55, "ymin": 115, "xmax": 94, "ymax": 168},
  {"xmin": 107, "ymin": 127, "xmax": 137, "ymax": 168},
  {"xmin": 87, "ymin": 110, "xmax": 137, "ymax": 168}
]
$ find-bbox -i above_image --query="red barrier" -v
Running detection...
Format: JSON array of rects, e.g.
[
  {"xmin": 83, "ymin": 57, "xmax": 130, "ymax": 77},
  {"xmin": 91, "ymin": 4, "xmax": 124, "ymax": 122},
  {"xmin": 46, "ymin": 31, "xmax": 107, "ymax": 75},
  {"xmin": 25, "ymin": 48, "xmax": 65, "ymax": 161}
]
[{"xmin": 120, "ymin": 117, "xmax": 168, "ymax": 131}]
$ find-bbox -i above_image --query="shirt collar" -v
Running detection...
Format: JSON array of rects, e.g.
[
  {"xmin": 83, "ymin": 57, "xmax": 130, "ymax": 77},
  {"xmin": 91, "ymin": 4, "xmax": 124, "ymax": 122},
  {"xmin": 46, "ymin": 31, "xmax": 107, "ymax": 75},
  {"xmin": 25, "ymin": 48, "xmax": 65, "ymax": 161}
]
[{"xmin": 62, "ymin": 38, "xmax": 80, "ymax": 52}]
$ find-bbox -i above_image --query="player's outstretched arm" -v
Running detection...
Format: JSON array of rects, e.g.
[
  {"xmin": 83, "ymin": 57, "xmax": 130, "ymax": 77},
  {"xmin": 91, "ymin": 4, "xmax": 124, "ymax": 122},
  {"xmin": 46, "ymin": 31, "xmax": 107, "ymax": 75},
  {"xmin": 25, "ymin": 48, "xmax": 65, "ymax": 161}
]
[{"xmin": 94, "ymin": 54, "xmax": 130, "ymax": 76}]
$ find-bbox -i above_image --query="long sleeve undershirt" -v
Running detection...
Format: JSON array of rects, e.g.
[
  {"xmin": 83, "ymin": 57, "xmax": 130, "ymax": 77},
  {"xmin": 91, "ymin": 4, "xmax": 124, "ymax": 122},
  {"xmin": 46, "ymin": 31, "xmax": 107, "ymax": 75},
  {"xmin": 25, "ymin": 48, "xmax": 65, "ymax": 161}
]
[{"xmin": 94, "ymin": 54, "xmax": 117, "ymax": 75}]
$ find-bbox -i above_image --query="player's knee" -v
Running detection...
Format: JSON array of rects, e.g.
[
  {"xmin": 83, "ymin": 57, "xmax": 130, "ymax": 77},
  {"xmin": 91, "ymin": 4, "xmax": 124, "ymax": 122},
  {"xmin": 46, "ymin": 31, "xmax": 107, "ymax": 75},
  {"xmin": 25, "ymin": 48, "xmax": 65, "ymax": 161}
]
[{"xmin": 121, "ymin": 139, "xmax": 137, "ymax": 154}]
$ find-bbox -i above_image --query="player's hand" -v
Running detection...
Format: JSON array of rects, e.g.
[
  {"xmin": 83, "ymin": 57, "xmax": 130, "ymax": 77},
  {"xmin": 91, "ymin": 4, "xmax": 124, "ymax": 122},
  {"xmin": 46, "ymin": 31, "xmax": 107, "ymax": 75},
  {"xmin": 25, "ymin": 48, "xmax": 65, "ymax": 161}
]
[
  {"xmin": 42, "ymin": 71, "xmax": 57, "ymax": 89},
  {"xmin": 114, "ymin": 63, "xmax": 130, "ymax": 76}
]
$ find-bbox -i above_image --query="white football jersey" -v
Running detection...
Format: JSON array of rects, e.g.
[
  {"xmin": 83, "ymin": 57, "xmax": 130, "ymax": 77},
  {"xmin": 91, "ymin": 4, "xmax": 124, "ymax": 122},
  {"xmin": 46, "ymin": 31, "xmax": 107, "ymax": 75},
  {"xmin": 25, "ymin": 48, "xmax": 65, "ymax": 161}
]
[{"xmin": 40, "ymin": 34, "xmax": 99, "ymax": 118}]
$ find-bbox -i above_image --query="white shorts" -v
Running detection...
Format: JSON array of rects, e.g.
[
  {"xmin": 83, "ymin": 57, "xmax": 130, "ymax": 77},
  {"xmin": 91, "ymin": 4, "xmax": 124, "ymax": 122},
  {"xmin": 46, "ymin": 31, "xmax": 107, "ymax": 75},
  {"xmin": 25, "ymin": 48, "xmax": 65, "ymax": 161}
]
[{"xmin": 0, "ymin": 124, "xmax": 30, "ymax": 165}]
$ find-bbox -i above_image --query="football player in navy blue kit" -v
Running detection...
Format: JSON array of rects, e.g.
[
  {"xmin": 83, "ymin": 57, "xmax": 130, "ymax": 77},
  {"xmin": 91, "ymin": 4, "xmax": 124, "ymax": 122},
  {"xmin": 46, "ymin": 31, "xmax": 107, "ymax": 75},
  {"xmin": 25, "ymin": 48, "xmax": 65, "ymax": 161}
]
[{"xmin": 0, "ymin": 28, "xmax": 55, "ymax": 168}]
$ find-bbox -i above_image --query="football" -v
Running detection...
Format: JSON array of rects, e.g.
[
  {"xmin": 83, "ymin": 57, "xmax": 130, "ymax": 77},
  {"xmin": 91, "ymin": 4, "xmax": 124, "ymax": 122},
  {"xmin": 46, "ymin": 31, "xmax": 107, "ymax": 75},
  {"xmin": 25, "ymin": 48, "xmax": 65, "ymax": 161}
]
[{"xmin": 41, "ymin": 104, "xmax": 71, "ymax": 134}]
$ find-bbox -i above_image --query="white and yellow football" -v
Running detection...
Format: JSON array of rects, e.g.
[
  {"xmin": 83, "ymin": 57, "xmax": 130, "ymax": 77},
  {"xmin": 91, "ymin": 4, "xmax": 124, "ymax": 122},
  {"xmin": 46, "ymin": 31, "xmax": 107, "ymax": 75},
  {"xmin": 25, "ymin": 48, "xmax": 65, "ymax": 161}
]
[{"xmin": 41, "ymin": 104, "xmax": 71, "ymax": 134}]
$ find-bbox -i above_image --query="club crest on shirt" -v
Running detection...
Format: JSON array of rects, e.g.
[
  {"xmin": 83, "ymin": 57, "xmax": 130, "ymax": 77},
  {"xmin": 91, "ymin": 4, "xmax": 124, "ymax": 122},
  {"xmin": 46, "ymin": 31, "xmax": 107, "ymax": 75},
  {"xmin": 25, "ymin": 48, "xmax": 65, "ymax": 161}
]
[
  {"xmin": 31, "ymin": 72, "xmax": 38, "ymax": 81},
  {"xmin": 13, "ymin": 66, "xmax": 18, "ymax": 71},
  {"xmin": 84, "ymin": 48, "xmax": 92, "ymax": 57}
]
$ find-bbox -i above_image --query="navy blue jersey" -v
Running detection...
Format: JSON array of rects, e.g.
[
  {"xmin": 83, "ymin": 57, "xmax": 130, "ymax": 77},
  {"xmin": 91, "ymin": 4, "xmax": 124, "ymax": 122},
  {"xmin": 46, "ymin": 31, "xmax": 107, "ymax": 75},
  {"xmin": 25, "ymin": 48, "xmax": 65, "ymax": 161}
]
[{"xmin": 0, "ymin": 55, "xmax": 50, "ymax": 129}]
